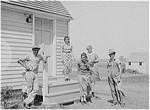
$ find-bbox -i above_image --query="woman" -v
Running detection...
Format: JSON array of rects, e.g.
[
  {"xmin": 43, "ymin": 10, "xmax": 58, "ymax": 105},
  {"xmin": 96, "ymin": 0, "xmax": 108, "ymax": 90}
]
[
  {"xmin": 77, "ymin": 53, "xmax": 91, "ymax": 105},
  {"xmin": 61, "ymin": 36, "xmax": 74, "ymax": 81},
  {"xmin": 86, "ymin": 45, "xmax": 101, "ymax": 98},
  {"xmin": 107, "ymin": 49, "xmax": 125, "ymax": 107}
]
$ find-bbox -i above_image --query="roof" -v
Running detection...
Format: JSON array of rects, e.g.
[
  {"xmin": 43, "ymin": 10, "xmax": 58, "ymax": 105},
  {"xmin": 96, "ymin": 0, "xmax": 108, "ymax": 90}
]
[
  {"xmin": 127, "ymin": 52, "xmax": 149, "ymax": 62},
  {"xmin": 1, "ymin": 0, "xmax": 73, "ymax": 19}
]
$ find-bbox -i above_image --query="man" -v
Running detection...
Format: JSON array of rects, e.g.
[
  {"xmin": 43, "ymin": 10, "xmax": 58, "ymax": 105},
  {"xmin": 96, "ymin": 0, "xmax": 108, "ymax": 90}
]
[
  {"xmin": 107, "ymin": 49, "xmax": 125, "ymax": 107},
  {"xmin": 18, "ymin": 46, "xmax": 49, "ymax": 109}
]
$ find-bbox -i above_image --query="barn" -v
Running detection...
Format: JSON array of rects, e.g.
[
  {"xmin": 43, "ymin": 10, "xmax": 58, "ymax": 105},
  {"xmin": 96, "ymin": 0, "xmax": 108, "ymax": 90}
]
[
  {"xmin": 1, "ymin": 1, "xmax": 80, "ymax": 103},
  {"xmin": 126, "ymin": 52, "xmax": 149, "ymax": 74}
]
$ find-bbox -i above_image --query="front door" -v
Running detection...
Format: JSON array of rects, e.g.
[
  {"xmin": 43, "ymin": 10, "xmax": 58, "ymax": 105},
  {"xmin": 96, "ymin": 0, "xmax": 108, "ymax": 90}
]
[{"xmin": 35, "ymin": 18, "xmax": 53, "ymax": 79}]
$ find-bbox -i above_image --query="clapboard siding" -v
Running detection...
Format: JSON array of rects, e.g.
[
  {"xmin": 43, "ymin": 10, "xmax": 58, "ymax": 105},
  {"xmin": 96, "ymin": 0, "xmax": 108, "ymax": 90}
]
[
  {"xmin": 1, "ymin": 31, "xmax": 33, "ymax": 89},
  {"xmin": 1, "ymin": 42, "xmax": 32, "ymax": 48},
  {"xmin": 1, "ymin": 9, "xmax": 32, "ymax": 33},
  {"xmin": 56, "ymin": 20, "xmax": 68, "ymax": 76}
]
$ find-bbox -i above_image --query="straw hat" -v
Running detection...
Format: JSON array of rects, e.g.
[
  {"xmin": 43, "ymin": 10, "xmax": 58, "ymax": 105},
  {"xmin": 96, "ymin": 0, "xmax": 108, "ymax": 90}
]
[
  {"xmin": 108, "ymin": 49, "xmax": 116, "ymax": 55},
  {"xmin": 32, "ymin": 45, "xmax": 40, "ymax": 50}
]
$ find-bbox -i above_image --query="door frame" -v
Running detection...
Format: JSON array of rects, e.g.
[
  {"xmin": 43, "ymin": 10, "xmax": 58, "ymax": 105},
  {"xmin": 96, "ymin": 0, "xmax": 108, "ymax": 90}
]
[{"xmin": 32, "ymin": 14, "xmax": 56, "ymax": 77}]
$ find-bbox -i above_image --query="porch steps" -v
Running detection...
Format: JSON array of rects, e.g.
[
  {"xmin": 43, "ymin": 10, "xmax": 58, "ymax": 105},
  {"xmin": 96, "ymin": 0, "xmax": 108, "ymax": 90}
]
[
  {"xmin": 45, "ymin": 89, "xmax": 80, "ymax": 104},
  {"xmin": 38, "ymin": 78, "xmax": 80, "ymax": 104}
]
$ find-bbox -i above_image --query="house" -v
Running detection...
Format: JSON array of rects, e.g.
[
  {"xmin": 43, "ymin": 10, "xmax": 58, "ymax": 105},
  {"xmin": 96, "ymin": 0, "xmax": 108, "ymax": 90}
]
[
  {"xmin": 126, "ymin": 52, "xmax": 149, "ymax": 74},
  {"xmin": 1, "ymin": 1, "xmax": 80, "ymax": 103}
]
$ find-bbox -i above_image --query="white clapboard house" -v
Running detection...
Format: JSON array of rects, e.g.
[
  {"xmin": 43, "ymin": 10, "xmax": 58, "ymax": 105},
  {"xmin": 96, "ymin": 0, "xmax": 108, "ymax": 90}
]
[
  {"xmin": 1, "ymin": 1, "xmax": 80, "ymax": 104},
  {"xmin": 126, "ymin": 52, "xmax": 149, "ymax": 74}
]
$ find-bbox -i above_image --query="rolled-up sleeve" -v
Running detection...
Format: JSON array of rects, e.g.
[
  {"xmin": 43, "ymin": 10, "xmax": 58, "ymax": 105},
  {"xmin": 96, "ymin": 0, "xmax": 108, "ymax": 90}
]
[{"xmin": 19, "ymin": 55, "xmax": 29, "ymax": 62}]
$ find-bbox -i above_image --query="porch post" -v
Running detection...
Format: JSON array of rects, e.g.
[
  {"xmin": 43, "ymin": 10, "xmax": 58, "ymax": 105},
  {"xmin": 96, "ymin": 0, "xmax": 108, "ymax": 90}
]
[
  {"xmin": 42, "ymin": 44, "xmax": 49, "ymax": 103},
  {"xmin": 52, "ymin": 19, "xmax": 56, "ymax": 77},
  {"xmin": 32, "ymin": 14, "xmax": 35, "ymax": 46}
]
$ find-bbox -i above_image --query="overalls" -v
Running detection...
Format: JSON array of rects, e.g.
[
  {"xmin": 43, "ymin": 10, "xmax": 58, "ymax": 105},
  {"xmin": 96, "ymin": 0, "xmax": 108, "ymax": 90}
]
[{"xmin": 107, "ymin": 59, "xmax": 125, "ymax": 104}]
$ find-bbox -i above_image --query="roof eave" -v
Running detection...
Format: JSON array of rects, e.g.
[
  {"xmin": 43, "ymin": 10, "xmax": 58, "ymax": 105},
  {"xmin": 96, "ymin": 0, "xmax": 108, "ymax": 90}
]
[{"xmin": 1, "ymin": 2, "xmax": 73, "ymax": 21}]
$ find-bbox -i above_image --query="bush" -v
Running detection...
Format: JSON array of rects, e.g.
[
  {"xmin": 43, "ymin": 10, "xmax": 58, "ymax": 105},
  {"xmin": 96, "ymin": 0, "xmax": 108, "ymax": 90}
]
[
  {"xmin": 1, "ymin": 86, "xmax": 23, "ymax": 109},
  {"xmin": 125, "ymin": 69, "xmax": 142, "ymax": 74}
]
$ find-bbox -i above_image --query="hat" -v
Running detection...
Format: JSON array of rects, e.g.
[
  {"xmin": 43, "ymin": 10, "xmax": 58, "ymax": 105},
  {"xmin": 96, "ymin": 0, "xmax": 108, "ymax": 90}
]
[
  {"xmin": 109, "ymin": 49, "xmax": 116, "ymax": 55},
  {"xmin": 86, "ymin": 45, "xmax": 92, "ymax": 50},
  {"xmin": 32, "ymin": 45, "xmax": 40, "ymax": 50}
]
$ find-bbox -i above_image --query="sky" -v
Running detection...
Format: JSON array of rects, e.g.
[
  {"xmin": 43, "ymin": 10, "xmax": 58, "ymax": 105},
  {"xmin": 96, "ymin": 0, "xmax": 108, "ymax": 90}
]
[{"xmin": 62, "ymin": 1, "xmax": 149, "ymax": 59}]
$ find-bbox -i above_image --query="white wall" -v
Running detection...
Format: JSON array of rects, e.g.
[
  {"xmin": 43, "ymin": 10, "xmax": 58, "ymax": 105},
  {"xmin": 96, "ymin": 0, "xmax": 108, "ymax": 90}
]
[
  {"xmin": 1, "ymin": 8, "xmax": 33, "ymax": 89},
  {"xmin": 56, "ymin": 19, "xmax": 68, "ymax": 78},
  {"xmin": 126, "ymin": 62, "xmax": 146, "ymax": 73}
]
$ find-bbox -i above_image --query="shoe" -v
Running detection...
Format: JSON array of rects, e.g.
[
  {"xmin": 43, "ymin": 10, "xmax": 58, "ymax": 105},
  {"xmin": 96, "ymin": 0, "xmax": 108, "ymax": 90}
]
[
  {"xmin": 65, "ymin": 78, "xmax": 70, "ymax": 81},
  {"xmin": 67, "ymin": 78, "xmax": 70, "ymax": 81},
  {"xmin": 120, "ymin": 103, "xmax": 125, "ymax": 107},
  {"xmin": 83, "ymin": 101, "xmax": 89, "ymax": 105},
  {"xmin": 24, "ymin": 102, "xmax": 31, "ymax": 109},
  {"xmin": 88, "ymin": 98, "xmax": 93, "ymax": 103},
  {"xmin": 80, "ymin": 101, "xmax": 85, "ymax": 105},
  {"xmin": 111, "ymin": 102, "xmax": 118, "ymax": 106},
  {"xmin": 92, "ymin": 92, "xmax": 95, "ymax": 97}
]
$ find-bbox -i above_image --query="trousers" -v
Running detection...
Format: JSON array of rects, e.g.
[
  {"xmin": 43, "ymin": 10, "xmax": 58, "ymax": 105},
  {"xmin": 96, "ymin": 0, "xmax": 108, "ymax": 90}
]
[
  {"xmin": 78, "ymin": 74, "xmax": 89, "ymax": 96},
  {"xmin": 108, "ymin": 76, "xmax": 125, "ymax": 103},
  {"xmin": 24, "ymin": 71, "xmax": 39, "ymax": 104}
]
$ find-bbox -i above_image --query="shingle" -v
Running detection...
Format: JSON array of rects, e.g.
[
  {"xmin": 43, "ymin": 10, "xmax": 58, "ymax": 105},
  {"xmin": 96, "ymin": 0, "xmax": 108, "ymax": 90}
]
[{"xmin": 1, "ymin": 0, "xmax": 73, "ymax": 19}]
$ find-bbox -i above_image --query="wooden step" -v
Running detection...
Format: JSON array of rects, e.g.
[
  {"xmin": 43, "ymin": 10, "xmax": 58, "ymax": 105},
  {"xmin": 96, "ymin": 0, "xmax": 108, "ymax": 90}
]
[
  {"xmin": 48, "ymin": 79, "xmax": 79, "ymax": 93},
  {"xmin": 38, "ymin": 79, "xmax": 79, "ymax": 95},
  {"xmin": 38, "ymin": 76, "xmax": 57, "ymax": 84},
  {"xmin": 45, "ymin": 89, "xmax": 80, "ymax": 104}
]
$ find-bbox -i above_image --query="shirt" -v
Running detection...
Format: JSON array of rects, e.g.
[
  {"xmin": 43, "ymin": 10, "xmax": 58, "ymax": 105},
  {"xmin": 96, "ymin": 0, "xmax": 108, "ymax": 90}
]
[
  {"xmin": 19, "ymin": 53, "xmax": 44, "ymax": 74},
  {"xmin": 61, "ymin": 43, "xmax": 73, "ymax": 53},
  {"xmin": 107, "ymin": 58, "xmax": 121, "ymax": 76}
]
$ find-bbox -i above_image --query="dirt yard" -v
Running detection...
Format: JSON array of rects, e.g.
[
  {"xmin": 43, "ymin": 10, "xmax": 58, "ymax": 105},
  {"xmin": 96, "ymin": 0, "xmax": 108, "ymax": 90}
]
[
  {"xmin": 66, "ymin": 74, "xmax": 149, "ymax": 109},
  {"xmin": 2, "ymin": 60, "xmax": 148, "ymax": 109}
]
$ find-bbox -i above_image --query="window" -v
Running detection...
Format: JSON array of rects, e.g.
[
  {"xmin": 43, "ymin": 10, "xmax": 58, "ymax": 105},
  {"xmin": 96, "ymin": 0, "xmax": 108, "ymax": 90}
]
[
  {"xmin": 129, "ymin": 62, "xmax": 131, "ymax": 65},
  {"xmin": 139, "ymin": 62, "xmax": 142, "ymax": 66}
]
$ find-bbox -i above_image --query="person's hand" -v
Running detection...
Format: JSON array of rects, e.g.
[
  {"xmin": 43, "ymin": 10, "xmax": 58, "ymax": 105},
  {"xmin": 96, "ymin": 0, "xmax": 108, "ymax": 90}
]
[
  {"xmin": 107, "ymin": 69, "xmax": 109, "ymax": 72},
  {"xmin": 45, "ymin": 56, "xmax": 50, "ymax": 59},
  {"xmin": 90, "ymin": 62, "xmax": 94, "ymax": 67},
  {"xmin": 22, "ymin": 72, "xmax": 26, "ymax": 77},
  {"xmin": 26, "ymin": 66, "xmax": 31, "ymax": 71}
]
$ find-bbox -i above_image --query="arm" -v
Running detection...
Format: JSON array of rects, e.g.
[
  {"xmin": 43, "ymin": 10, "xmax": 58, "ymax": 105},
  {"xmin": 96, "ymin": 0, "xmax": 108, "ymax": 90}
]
[
  {"xmin": 77, "ymin": 63, "xmax": 81, "ymax": 74},
  {"xmin": 60, "ymin": 44, "xmax": 64, "ymax": 64},
  {"xmin": 17, "ymin": 56, "xmax": 30, "ymax": 71},
  {"xmin": 71, "ymin": 45, "xmax": 75, "ymax": 61},
  {"xmin": 90, "ymin": 53, "xmax": 99, "ymax": 66},
  {"xmin": 41, "ymin": 55, "xmax": 50, "ymax": 63},
  {"xmin": 115, "ymin": 59, "xmax": 122, "ymax": 79},
  {"xmin": 94, "ymin": 53, "xmax": 99, "ymax": 63},
  {"xmin": 106, "ymin": 60, "xmax": 109, "ymax": 72}
]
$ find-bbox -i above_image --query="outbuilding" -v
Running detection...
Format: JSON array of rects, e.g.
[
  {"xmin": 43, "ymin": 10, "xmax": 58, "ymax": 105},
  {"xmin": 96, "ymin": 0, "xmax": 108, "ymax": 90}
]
[{"xmin": 126, "ymin": 52, "xmax": 149, "ymax": 74}]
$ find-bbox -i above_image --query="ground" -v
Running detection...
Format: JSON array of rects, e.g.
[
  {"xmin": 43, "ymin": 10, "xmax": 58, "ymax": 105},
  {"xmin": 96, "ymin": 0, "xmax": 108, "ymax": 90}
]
[
  {"xmin": 1, "ymin": 62, "xmax": 149, "ymax": 109},
  {"xmin": 65, "ymin": 74, "xmax": 149, "ymax": 109},
  {"xmin": 28, "ymin": 73, "xmax": 148, "ymax": 109}
]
